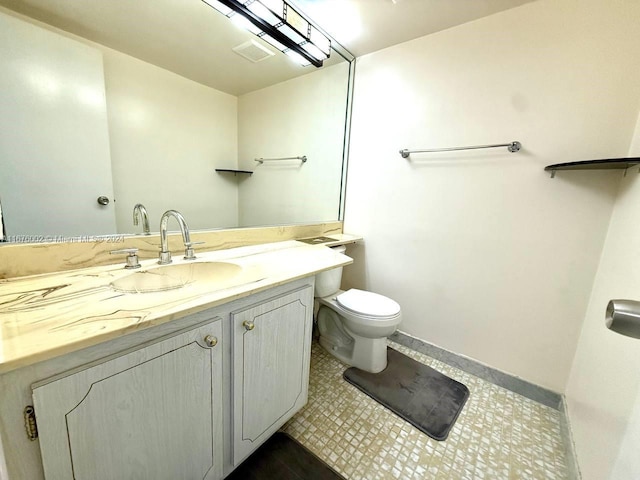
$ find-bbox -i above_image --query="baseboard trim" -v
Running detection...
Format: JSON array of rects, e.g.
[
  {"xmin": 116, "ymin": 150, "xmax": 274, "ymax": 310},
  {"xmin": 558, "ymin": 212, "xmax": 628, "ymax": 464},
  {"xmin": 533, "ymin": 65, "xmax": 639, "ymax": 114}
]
[
  {"xmin": 390, "ymin": 330, "xmax": 562, "ymax": 410},
  {"xmin": 558, "ymin": 398, "xmax": 583, "ymax": 479}
]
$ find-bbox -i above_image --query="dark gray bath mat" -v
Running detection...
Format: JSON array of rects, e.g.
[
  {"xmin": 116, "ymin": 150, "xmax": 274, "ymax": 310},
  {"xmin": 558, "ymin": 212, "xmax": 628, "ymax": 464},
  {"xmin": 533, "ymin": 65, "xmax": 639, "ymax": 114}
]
[
  {"xmin": 227, "ymin": 432, "xmax": 345, "ymax": 480},
  {"xmin": 343, "ymin": 347, "xmax": 470, "ymax": 441}
]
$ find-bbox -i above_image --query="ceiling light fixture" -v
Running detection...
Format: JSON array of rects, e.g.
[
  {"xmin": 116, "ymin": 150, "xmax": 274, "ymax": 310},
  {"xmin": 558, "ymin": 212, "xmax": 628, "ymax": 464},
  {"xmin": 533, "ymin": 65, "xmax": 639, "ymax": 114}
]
[{"xmin": 202, "ymin": 0, "xmax": 331, "ymax": 67}]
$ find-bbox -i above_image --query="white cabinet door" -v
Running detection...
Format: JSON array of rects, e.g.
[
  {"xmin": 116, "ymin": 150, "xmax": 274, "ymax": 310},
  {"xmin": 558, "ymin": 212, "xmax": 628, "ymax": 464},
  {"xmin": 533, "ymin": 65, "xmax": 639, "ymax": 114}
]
[
  {"xmin": 231, "ymin": 285, "xmax": 314, "ymax": 465},
  {"xmin": 32, "ymin": 319, "xmax": 223, "ymax": 480},
  {"xmin": 0, "ymin": 11, "xmax": 116, "ymax": 238}
]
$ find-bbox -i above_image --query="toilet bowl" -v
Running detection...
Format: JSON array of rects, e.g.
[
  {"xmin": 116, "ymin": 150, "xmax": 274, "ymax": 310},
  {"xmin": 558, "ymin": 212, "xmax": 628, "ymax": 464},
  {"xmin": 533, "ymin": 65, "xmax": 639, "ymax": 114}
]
[{"xmin": 315, "ymin": 246, "xmax": 401, "ymax": 373}]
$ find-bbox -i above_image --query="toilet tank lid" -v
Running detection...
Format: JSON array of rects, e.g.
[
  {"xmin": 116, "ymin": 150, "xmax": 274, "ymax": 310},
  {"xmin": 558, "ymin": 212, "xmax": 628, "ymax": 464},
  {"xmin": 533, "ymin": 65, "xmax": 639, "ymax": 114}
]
[{"xmin": 336, "ymin": 289, "xmax": 401, "ymax": 317}]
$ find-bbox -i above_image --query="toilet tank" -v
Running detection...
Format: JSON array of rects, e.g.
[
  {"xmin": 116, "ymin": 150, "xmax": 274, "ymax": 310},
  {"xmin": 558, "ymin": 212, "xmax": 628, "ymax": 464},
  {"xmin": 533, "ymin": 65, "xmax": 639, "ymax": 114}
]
[{"xmin": 314, "ymin": 245, "xmax": 347, "ymax": 298}]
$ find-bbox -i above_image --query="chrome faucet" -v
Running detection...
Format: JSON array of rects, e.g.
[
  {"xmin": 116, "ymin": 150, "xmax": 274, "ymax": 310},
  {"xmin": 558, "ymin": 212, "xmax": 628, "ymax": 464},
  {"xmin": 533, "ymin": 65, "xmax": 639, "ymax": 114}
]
[
  {"xmin": 133, "ymin": 203, "xmax": 150, "ymax": 235},
  {"xmin": 158, "ymin": 210, "xmax": 197, "ymax": 264}
]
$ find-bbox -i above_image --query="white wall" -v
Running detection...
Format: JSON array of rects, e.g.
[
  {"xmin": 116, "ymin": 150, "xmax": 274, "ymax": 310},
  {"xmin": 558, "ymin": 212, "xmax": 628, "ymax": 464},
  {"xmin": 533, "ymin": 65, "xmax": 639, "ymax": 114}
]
[
  {"xmin": 237, "ymin": 61, "xmax": 349, "ymax": 226},
  {"xmin": 103, "ymin": 49, "xmax": 239, "ymax": 233},
  {"xmin": 565, "ymin": 112, "xmax": 640, "ymax": 480},
  {"xmin": 343, "ymin": 0, "xmax": 640, "ymax": 391}
]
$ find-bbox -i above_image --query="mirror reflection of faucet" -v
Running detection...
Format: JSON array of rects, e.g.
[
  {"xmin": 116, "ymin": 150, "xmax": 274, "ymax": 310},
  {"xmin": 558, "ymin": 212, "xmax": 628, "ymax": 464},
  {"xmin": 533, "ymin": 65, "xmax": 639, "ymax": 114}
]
[
  {"xmin": 133, "ymin": 203, "xmax": 151, "ymax": 235},
  {"xmin": 158, "ymin": 210, "xmax": 203, "ymax": 264},
  {"xmin": 0, "ymin": 196, "xmax": 5, "ymax": 242}
]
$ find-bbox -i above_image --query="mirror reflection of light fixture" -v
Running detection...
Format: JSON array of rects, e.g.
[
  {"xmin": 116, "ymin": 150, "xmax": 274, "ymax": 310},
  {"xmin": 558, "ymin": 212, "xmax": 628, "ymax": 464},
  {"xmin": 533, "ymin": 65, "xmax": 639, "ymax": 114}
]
[{"xmin": 202, "ymin": 0, "xmax": 331, "ymax": 67}]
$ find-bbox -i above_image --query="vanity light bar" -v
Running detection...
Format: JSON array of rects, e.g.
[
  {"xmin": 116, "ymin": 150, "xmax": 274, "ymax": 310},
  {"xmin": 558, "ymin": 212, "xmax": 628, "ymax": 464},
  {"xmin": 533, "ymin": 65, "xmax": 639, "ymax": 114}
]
[{"xmin": 202, "ymin": 0, "xmax": 331, "ymax": 67}]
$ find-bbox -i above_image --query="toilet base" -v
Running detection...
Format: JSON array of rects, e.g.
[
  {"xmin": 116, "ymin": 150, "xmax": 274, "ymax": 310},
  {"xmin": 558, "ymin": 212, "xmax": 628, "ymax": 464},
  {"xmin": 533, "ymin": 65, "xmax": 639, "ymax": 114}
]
[{"xmin": 317, "ymin": 306, "xmax": 389, "ymax": 373}]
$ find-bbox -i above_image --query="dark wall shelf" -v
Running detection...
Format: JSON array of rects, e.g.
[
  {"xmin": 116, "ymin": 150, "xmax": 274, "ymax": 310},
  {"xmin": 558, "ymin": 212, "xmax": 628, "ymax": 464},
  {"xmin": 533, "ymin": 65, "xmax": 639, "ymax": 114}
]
[
  {"xmin": 545, "ymin": 158, "xmax": 640, "ymax": 177},
  {"xmin": 215, "ymin": 169, "xmax": 253, "ymax": 176}
]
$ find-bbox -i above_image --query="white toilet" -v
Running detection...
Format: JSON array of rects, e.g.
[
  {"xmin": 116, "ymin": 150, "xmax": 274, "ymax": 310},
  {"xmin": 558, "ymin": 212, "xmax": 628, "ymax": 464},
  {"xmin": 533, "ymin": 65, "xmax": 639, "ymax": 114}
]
[{"xmin": 315, "ymin": 245, "xmax": 402, "ymax": 373}]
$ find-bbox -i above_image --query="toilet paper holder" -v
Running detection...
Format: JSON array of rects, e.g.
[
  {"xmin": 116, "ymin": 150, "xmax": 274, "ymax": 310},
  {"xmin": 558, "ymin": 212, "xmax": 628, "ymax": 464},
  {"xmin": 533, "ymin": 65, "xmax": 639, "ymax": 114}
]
[{"xmin": 606, "ymin": 299, "xmax": 640, "ymax": 339}]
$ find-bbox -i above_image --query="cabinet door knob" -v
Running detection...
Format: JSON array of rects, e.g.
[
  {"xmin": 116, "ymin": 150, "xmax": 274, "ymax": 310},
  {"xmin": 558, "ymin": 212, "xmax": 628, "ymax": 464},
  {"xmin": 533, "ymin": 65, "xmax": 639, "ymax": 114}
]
[
  {"xmin": 242, "ymin": 320, "xmax": 255, "ymax": 331},
  {"xmin": 204, "ymin": 335, "xmax": 218, "ymax": 347}
]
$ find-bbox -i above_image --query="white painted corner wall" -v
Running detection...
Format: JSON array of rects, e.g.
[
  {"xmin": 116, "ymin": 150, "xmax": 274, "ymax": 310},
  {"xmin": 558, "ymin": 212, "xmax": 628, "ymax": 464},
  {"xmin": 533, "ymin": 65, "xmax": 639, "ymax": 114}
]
[
  {"xmin": 94, "ymin": 42, "xmax": 351, "ymax": 233},
  {"xmin": 343, "ymin": 0, "xmax": 640, "ymax": 393},
  {"xmin": 106, "ymin": 48, "xmax": 351, "ymax": 232},
  {"xmin": 565, "ymin": 112, "xmax": 640, "ymax": 479},
  {"xmin": 104, "ymin": 49, "xmax": 239, "ymax": 232},
  {"xmin": 237, "ymin": 62, "xmax": 349, "ymax": 227}
]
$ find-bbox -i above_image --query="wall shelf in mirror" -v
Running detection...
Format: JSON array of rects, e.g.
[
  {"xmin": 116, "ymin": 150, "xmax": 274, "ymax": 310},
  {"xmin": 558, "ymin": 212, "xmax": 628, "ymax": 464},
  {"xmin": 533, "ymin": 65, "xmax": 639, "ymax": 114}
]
[
  {"xmin": 215, "ymin": 169, "xmax": 253, "ymax": 176},
  {"xmin": 545, "ymin": 158, "xmax": 640, "ymax": 178}
]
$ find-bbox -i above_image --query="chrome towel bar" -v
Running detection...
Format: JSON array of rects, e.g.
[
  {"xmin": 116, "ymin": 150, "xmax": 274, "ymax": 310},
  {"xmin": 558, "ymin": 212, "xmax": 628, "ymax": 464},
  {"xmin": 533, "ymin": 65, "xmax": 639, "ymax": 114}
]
[
  {"xmin": 254, "ymin": 155, "xmax": 307, "ymax": 164},
  {"xmin": 400, "ymin": 141, "xmax": 521, "ymax": 158}
]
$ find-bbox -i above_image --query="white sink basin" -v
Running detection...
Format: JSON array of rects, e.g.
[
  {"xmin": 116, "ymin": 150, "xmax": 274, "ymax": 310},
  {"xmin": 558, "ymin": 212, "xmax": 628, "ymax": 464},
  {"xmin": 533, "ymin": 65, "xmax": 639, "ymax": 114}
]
[{"xmin": 110, "ymin": 262, "xmax": 244, "ymax": 293}]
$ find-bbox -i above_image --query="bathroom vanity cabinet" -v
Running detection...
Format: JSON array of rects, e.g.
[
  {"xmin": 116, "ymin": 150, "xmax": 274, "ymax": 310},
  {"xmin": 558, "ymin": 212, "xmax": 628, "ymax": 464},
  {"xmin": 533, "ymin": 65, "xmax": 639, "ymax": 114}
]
[
  {"xmin": 32, "ymin": 319, "xmax": 225, "ymax": 479},
  {"xmin": 0, "ymin": 278, "xmax": 314, "ymax": 480},
  {"xmin": 231, "ymin": 286, "xmax": 313, "ymax": 466}
]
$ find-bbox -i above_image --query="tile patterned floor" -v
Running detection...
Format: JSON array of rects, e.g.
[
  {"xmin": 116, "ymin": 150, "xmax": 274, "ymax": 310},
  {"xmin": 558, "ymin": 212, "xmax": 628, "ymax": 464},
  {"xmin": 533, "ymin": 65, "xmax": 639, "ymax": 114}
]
[{"xmin": 284, "ymin": 341, "xmax": 569, "ymax": 480}]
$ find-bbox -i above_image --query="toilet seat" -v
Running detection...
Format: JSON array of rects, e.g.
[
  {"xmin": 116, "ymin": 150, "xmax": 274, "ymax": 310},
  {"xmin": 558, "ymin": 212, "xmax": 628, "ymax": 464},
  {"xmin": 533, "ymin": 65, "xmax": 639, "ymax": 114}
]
[{"xmin": 336, "ymin": 289, "xmax": 400, "ymax": 318}]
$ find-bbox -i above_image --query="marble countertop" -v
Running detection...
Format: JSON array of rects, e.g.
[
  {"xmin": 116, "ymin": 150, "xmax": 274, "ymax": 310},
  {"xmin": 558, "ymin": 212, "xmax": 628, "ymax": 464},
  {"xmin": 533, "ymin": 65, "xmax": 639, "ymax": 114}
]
[{"xmin": 0, "ymin": 240, "xmax": 353, "ymax": 374}]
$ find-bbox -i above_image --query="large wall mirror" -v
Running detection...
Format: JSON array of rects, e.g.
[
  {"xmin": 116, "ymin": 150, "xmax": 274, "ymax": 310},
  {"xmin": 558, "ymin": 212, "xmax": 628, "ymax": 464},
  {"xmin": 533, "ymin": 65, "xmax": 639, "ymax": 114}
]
[{"xmin": 0, "ymin": 0, "xmax": 354, "ymax": 242}]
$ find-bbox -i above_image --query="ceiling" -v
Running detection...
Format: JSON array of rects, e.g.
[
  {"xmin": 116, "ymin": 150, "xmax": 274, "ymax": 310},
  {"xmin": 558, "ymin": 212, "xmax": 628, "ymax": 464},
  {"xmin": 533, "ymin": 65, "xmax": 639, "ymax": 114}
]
[
  {"xmin": 0, "ymin": 0, "xmax": 535, "ymax": 95},
  {"xmin": 294, "ymin": 0, "xmax": 536, "ymax": 57}
]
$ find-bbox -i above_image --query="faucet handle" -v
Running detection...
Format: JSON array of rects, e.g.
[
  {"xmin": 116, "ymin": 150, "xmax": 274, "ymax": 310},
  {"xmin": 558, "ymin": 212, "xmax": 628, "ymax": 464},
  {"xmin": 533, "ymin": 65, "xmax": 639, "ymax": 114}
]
[
  {"xmin": 184, "ymin": 241, "xmax": 204, "ymax": 260},
  {"xmin": 110, "ymin": 248, "xmax": 141, "ymax": 269}
]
